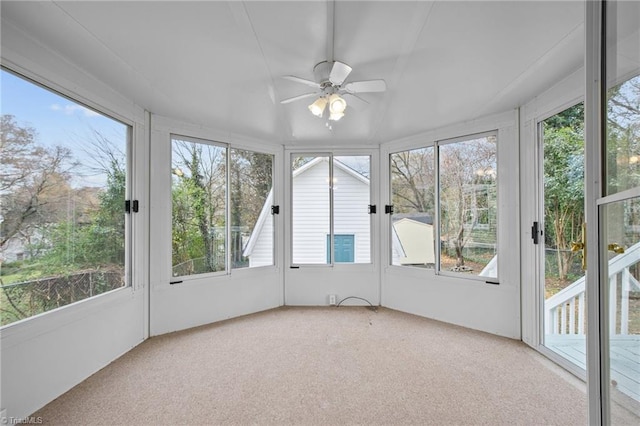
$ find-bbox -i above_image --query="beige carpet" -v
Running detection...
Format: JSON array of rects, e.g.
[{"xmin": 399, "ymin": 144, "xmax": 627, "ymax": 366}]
[{"xmin": 34, "ymin": 307, "xmax": 588, "ymax": 425}]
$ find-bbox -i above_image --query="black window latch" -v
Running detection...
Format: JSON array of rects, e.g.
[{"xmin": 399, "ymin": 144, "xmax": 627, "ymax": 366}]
[
  {"xmin": 531, "ymin": 221, "xmax": 540, "ymax": 245},
  {"xmin": 385, "ymin": 205, "xmax": 394, "ymax": 214},
  {"xmin": 368, "ymin": 205, "xmax": 377, "ymax": 214},
  {"xmin": 125, "ymin": 200, "xmax": 139, "ymax": 214},
  {"xmin": 271, "ymin": 205, "xmax": 280, "ymax": 215}
]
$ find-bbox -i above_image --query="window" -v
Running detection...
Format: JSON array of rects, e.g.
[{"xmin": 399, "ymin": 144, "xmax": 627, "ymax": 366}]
[
  {"xmin": 171, "ymin": 137, "xmax": 226, "ymax": 276},
  {"xmin": 171, "ymin": 137, "xmax": 273, "ymax": 277},
  {"xmin": 390, "ymin": 147, "xmax": 435, "ymax": 267},
  {"xmin": 291, "ymin": 154, "xmax": 371, "ymax": 265},
  {"xmin": 230, "ymin": 148, "xmax": 273, "ymax": 268},
  {"xmin": 390, "ymin": 133, "xmax": 498, "ymax": 279},
  {"xmin": 0, "ymin": 69, "xmax": 130, "ymax": 326},
  {"xmin": 439, "ymin": 135, "xmax": 497, "ymax": 277}
]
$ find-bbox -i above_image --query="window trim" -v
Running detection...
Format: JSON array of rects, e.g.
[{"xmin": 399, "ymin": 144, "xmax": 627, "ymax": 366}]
[
  {"xmin": 169, "ymin": 133, "xmax": 275, "ymax": 279},
  {"xmin": 436, "ymin": 131, "xmax": 498, "ymax": 281},
  {"xmin": 289, "ymin": 152, "xmax": 373, "ymax": 267},
  {"xmin": 170, "ymin": 134, "xmax": 228, "ymax": 279},
  {"xmin": 0, "ymin": 66, "xmax": 135, "ymax": 327},
  {"xmin": 388, "ymin": 130, "xmax": 499, "ymax": 283}
]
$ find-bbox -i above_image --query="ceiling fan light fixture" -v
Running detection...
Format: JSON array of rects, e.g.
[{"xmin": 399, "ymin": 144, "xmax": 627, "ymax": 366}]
[
  {"xmin": 328, "ymin": 93, "xmax": 347, "ymax": 114},
  {"xmin": 308, "ymin": 96, "xmax": 328, "ymax": 117},
  {"xmin": 329, "ymin": 111, "xmax": 344, "ymax": 121}
]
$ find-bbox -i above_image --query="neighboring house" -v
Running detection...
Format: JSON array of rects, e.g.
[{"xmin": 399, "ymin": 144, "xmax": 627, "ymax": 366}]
[
  {"xmin": 0, "ymin": 230, "xmax": 47, "ymax": 263},
  {"xmin": 242, "ymin": 192, "xmax": 275, "ymax": 267},
  {"xmin": 1, "ymin": 235, "xmax": 28, "ymax": 263},
  {"xmin": 244, "ymin": 157, "xmax": 371, "ymax": 266}
]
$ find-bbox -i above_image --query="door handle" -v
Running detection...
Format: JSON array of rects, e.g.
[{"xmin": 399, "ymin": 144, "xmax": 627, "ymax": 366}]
[
  {"xmin": 607, "ymin": 243, "xmax": 625, "ymax": 254},
  {"xmin": 570, "ymin": 223, "xmax": 587, "ymax": 270}
]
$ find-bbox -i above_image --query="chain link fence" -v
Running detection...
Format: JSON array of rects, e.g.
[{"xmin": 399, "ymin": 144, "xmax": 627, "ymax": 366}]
[{"xmin": 1, "ymin": 269, "xmax": 125, "ymax": 326}]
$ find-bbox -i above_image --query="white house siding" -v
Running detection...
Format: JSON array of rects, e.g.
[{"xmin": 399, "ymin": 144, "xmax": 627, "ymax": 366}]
[
  {"xmin": 333, "ymin": 166, "xmax": 370, "ymax": 263},
  {"xmin": 248, "ymin": 214, "xmax": 273, "ymax": 267},
  {"xmin": 247, "ymin": 158, "xmax": 371, "ymax": 265},
  {"xmin": 291, "ymin": 159, "xmax": 331, "ymax": 264}
]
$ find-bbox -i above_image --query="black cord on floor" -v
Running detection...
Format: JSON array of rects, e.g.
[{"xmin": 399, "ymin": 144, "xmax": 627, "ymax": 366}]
[{"xmin": 336, "ymin": 296, "xmax": 377, "ymax": 311}]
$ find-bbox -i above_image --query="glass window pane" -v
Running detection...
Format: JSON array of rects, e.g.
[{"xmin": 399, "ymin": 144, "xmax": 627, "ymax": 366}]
[
  {"xmin": 291, "ymin": 155, "xmax": 330, "ymax": 265},
  {"xmin": 230, "ymin": 149, "xmax": 273, "ymax": 268},
  {"xmin": 333, "ymin": 156, "xmax": 371, "ymax": 264},
  {"xmin": 605, "ymin": 1, "xmax": 640, "ymax": 421},
  {"xmin": 605, "ymin": 1, "xmax": 640, "ymax": 197},
  {"xmin": 540, "ymin": 103, "xmax": 587, "ymax": 369},
  {"xmin": 601, "ymin": 197, "xmax": 640, "ymax": 421},
  {"xmin": 390, "ymin": 147, "xmax": 435, "ymax": 268},
  {"xmin": 1, "ymin": 69, "xmax": 129, "ymax": 326},
  {"xmin": 171, "ymin": 137, "xmax": 226, "ymax": 276},
  {"xmin": 438, "ymin": 135, "xmax": 497, "ymax": 277}
]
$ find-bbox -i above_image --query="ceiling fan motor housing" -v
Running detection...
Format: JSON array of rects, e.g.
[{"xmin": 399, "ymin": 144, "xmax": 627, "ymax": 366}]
[{"xmin": 313, "ymin": 61, "xmax": 334, "ymax": 86}]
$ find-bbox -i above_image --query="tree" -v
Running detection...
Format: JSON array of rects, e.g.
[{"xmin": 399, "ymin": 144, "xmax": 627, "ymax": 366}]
[
  {"xmin": 606, "ymin": 77, "xmax": 640, "ymax": 194},
  {"xmin": 228, "ymin": 149, "xmax": 273, "ymax": 266},
  {"xmin": 171, "ymin": 140, "xmax": 226, "ymax": 274},
  {"xmin": 543, "ymin": 104, "xmax": 585, "ymax": 280},
  {"xmin": 390, "ymin": 148, "xmax": 435, "ymax": 214},
  {"xmin": 0, "ymin": 115, "xmax": 78, "ymax": 251},
  {"xmin": 439, "ymin": 138, "xmax": 496, "ymax": 269}
]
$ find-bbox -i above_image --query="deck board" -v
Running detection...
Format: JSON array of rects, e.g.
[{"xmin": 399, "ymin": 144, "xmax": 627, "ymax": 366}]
[{"xmin": 545, "ymin": 334, "xmax": 640, "ymax": 402}]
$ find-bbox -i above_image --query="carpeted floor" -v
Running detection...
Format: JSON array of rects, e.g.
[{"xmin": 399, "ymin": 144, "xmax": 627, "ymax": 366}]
[{"xmin": 34, "ymin": 307, "xmax": 588, "ymax": 425}]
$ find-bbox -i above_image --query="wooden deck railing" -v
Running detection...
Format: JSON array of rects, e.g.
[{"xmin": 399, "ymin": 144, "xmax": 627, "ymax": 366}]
[{"xmin": 545, "ymin": 241, "xmax": 640, "ymax": 335}]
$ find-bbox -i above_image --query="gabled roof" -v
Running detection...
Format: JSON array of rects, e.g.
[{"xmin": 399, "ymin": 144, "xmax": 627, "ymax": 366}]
[{"xmin": 243, "ymin": 157, "xmax": 369, "ymax": 257}]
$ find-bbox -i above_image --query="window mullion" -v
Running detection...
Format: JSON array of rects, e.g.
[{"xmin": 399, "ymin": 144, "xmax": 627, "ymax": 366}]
[
  {"xmin": 225, "ymin": 145, "xmax": 231, "ymax": 273},
  {"xmin": 329, "ymin": 155, "xmax": 335, "ymax": 266},
  {"xmin": 434, "ymin": 143, "xmax": 442, "ymax": 275}
]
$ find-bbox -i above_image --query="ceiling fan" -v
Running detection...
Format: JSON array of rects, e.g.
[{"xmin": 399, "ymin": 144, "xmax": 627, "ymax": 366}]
[{"xmin": 280, "ymin": 60, "xmax": 386, "ymax": 121}]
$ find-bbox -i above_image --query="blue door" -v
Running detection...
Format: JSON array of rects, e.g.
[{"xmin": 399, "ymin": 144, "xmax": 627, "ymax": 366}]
[{"xmin": 327, "ymin": 234, "xmax": 355, "ymax": 263}]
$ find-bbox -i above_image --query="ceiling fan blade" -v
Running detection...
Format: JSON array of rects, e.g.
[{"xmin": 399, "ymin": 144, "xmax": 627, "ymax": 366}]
[
  {"xmin": 329, "ymin": 61, "xmax": 353, "ymax": 85},
  {"xmin": 280, "ymin": 93, "xmax": 318, "ymax": 104},
  {"xmin": 282, "ymin": 75, "xmax": 321, "ymax": 89},
  {"xmin": 343, "ymin": 92, "xmax": 370, "ymax": 106},
  {"xmin": 343, "ymin": 80, "xmax": 387, "ymax": 93}
]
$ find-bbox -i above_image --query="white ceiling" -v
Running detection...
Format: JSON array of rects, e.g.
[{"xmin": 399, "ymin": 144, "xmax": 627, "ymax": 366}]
[{"xmin": 1, "ymin": 1, "xmax": 585, "ymax": 146}]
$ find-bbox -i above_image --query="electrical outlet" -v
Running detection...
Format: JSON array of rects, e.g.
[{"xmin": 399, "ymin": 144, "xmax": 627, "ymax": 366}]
[{"xmin": 329, "ymin": 294, "xmax": 337, "ymax": 305}]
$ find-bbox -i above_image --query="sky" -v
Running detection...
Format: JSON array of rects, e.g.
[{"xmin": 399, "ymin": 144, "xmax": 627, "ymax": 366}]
[{"xmin": 1, "ymin": 69, "xmax": 128, "ymax": 187}]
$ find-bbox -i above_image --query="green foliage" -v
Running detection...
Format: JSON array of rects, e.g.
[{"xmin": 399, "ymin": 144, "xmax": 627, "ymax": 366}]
[
  {"xmin": 170, "ymin": 142, "xmax": 273, "ymax": 274},
  {"xmin": 543, "ymin": 104, "xmax": 584, "ymax": 279},
  {"xmin": 0, "ymin": 117, "xmax": 127, "ymax": 325}
]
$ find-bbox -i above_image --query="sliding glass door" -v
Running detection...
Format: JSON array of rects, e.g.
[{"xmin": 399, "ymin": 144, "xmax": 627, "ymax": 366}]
[
  {"xmin": 586, "ymin": 1, "xmax": 640, "ymax": 423},
  {"xmin": 539, "ymin": 104, "xmax": 588, "ymax": 370}
]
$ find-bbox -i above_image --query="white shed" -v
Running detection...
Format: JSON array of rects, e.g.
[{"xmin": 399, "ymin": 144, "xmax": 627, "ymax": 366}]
[
  {"xmin": 392, "ymin": 217, "xmax": 435, "ymax": 266},
  {"xmin": 244, "ymin": 157, "xmax": 371, "ymax": 265}
]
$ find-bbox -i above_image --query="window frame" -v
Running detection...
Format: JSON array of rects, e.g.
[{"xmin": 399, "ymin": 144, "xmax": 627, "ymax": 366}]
[
  {"xmin": 170, "ymin": 134, "xmax": 228, "ymax": 280},
  {"xmin": 435, "ymin": 131, "xmax": 498, "ymax": 281},
  {"xmin": 289, "ymin": 152, "xmax": 374, "ymax": 267},
  {"xmin": 388, "ymin": 130, "xmax": 499, "ymax": 283},
  {"xmin": 0, "ymin": 66, "xmax": 135, "ymax": 327},
  {"xmin": 170, "ymin": 133, "xmax": 275, "ymax": 280}
]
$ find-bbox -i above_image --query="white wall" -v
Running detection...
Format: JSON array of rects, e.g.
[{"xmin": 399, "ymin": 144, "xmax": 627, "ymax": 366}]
[
  {"xmin": 380, "ymin": 111, "xmax": 521, "ymax": 338},
  {"xmin": 148, "ymin": 116, "xmax": 284, "ymax": 335},
  {"xmin": 0, "ymin": 23, "xmax": 148, "ymax": 421},
  {"xmin": 1, "ymin": 290, "xmax": 145, "ymax": 420}
]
